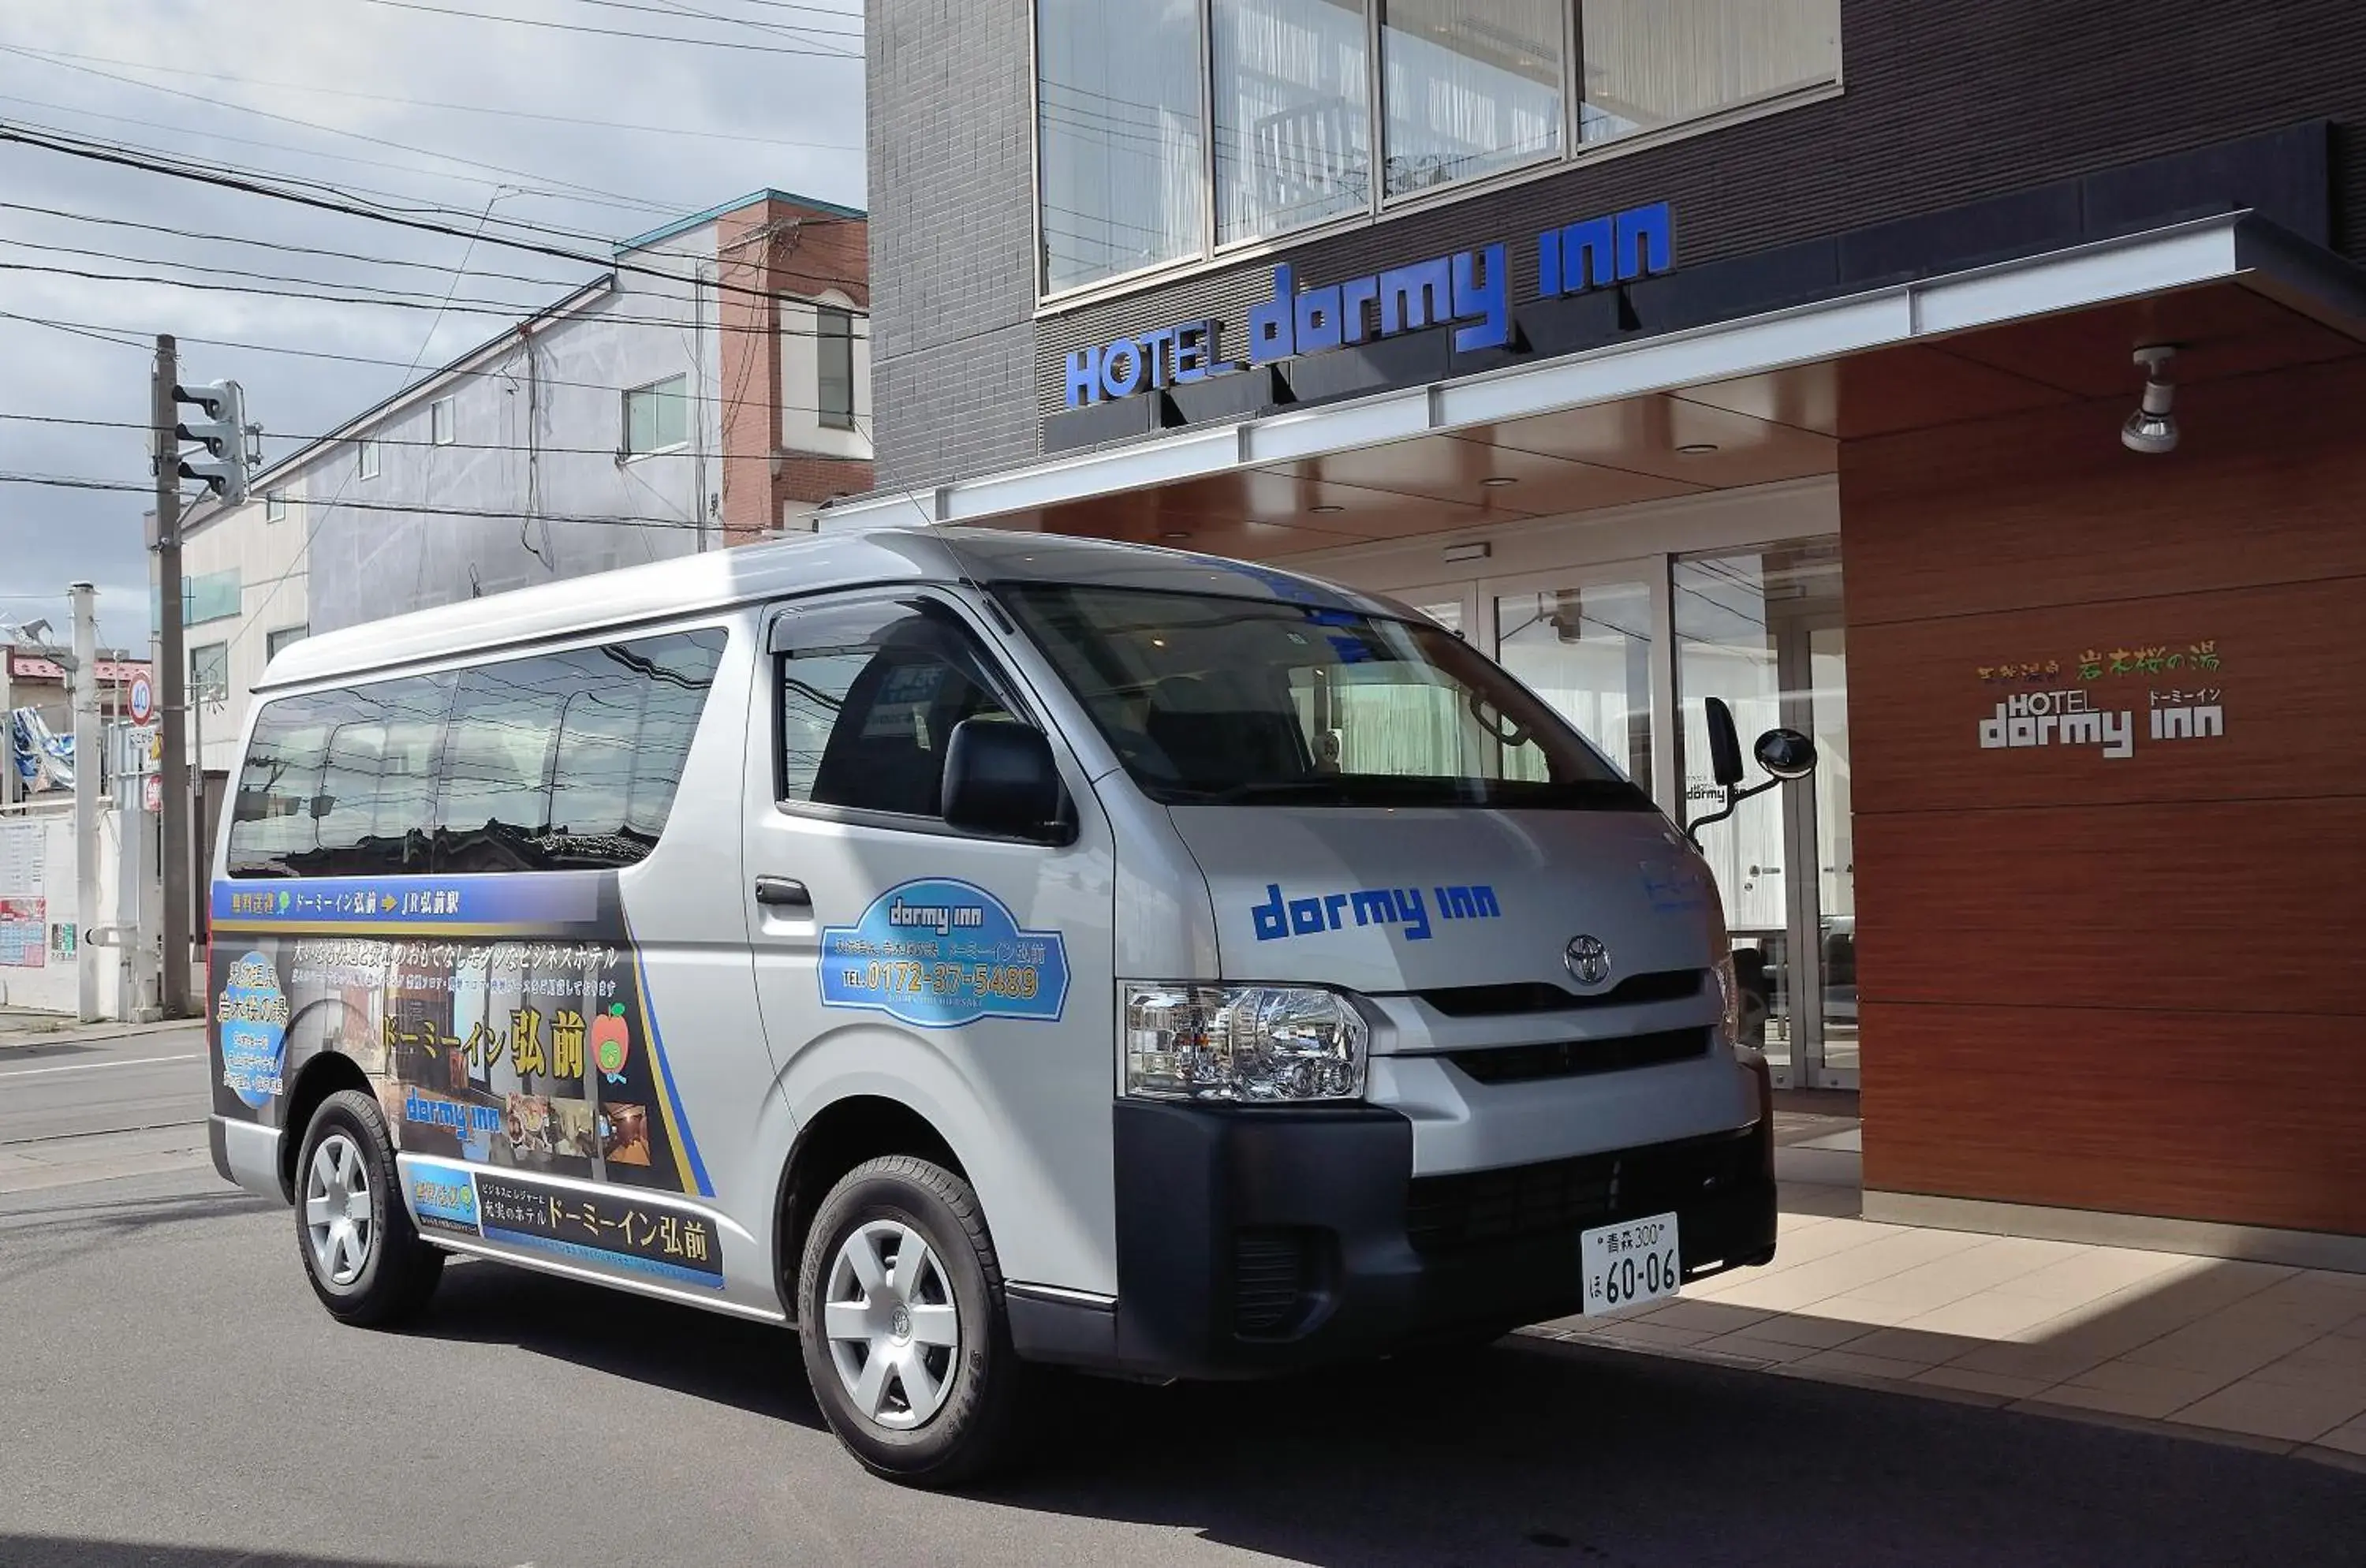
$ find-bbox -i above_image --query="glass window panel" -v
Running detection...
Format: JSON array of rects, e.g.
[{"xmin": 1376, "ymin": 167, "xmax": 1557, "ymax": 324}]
[
  {"xmin": 1579, "ymin": 0, "xmax": 1841, "ymax": 144},
  {"xmin": 1674, "ymin": 539, "xmax": 1846, "ymax": 1078},
  {"xmin": 624, "ymin": 377, "xmax": 688, "ymax": 454},
  {"xmin": 431, "ymin": 396, "xmax": 456, "ymax": 445},
  {"xmin": 817, "ymin": 307, "xmax": 856, "ymax": 430},
  {"xmin": 184, "ymin": 569, "xmax": 241, "ymax": 626},
  {"xmin": 1380, "ymin": 0, "xmax": 1563, "ymax": 198},
  {"xmin": 1037, "ymin": 0, "xmax": 1206, "ymax": 293},
  {"xmin": 776, "ymin": 600, "xmax": 1016, "ymax": 819},
  {"xmin": 1212, "ymin": 0, "xmax": 1371, "ymax": 246},
  {"xmin": 188, "ymin": 642, "xmax": 230, "ymax": 702},
  {"xmin": 265, "ymin": 625, "xmax": 308, "ymax": 660},
  {"xmin": 438, "ymin": 661, "xmax": 566, "ymax": 871},
  {"xmin": 1494, "ymin": 582, "xmax": 1652, "ymax": 790}
]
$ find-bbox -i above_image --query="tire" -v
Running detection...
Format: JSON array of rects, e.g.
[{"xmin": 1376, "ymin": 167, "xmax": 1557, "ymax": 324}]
[
  {"xmin": 797, "ymin": 1155, "xmax": 1028, "ymax": 1488},
  {"xmin": 293, "ymin": 1088, "xmax": 446, "ymax": 1327}
]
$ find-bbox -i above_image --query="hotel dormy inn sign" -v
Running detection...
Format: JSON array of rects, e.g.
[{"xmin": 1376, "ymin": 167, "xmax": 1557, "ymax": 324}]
[{"xmin": 1061, "ymin": 203, "xmax": 1677, "ymax": 409}]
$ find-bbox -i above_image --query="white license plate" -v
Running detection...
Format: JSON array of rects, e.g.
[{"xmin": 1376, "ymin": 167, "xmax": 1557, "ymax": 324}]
[{"xmin": 1580, "ymin": 1211, "xmax": 1681, "ymax": 1315}]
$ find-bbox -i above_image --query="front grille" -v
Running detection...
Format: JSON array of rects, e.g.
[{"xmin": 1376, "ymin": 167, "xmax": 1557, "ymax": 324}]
[
  {"xmin": 1416, "ymin": 969, "xmax": 1704, "ymax": 1017},
  {"xmin": 1405, "ymin": 1130, "xmax": 1758, "ymax": 1255},
  {"xmin": 1446, "ymin": 1026, "xmax": 1710, "ymax": 1085},
  {"xmin": 1232, "ymin": 1228, "xmax": 1307, "ymax": 1336}
]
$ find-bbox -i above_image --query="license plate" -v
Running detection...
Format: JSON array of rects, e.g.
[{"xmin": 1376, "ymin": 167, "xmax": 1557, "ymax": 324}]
[{"xmin": 1580, "ymin": 1211, "xmax": 1681, "ymax": 1315}]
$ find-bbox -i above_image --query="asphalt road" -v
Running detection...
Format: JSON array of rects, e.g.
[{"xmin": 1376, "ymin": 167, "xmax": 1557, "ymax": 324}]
[
  {"xmin": 0, "ymin": 1025, "xmax": 209, "ymax": 1143},
  {"xmin": 5, "ymin": 1157, "xmax": 2364, "ymax": 1568}
]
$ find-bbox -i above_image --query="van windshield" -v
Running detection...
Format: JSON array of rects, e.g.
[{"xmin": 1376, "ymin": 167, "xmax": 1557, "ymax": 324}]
[{"xmin": 997, "ymin": 582, "xmax": 1651, "ymax": 811}]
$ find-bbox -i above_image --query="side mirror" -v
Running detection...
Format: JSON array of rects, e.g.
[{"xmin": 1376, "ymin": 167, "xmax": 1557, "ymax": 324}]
[
  {"xmin": 942, "ymin": 719, "xmax": 1068, "ymax": 842},
  {"xmin": 1754, "ymin": 727, "xmax": 1817, "ymax": 782},
  {"xmin": 1704, "ymin": 697, "xmax": 1745, "ymax": 787},
  {"xmin": 1685, "ymin": 707, "xmax": 1820, "ymax": 849}
]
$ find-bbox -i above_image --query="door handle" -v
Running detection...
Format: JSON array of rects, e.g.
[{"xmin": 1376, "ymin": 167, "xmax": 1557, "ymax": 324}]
[{"xmin": 753, "ymin": 876, "xmax": 812, "ymax": 911}]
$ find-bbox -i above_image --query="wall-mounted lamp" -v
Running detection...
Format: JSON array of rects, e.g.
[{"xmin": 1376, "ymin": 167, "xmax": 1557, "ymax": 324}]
[{"xmin": 2122, "ymin": 345, "xmax": 2179, "ymax": 455}]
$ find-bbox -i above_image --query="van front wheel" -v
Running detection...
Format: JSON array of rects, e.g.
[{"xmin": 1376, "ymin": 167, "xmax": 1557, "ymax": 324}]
[
  {"xmin": 797, "ymin": 1155, "xmax": 1025, "ymax": 1487},
  {"xmin": 294, "ymin": 1088, "xmax": 444, "ymax": 1327}
]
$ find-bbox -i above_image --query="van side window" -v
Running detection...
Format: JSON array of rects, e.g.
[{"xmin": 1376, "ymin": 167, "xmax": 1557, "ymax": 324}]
[
  {"xmin": 226, "ymin": 629, "xmax": 725, "ymax": 878},
  {"xmin": 774, "ymin": 599, "xmax": 1016, "ymax": 820}
]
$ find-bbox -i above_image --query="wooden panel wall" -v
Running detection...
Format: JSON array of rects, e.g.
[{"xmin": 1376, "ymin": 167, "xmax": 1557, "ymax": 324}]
[{"xmin": 1844, "ymin": 353, "xmax": 2366, "ymax": 1235}]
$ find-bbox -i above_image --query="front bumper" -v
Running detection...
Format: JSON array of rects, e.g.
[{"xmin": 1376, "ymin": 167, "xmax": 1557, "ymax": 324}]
[{"xmin": 1008, "ymin": 1098, "xmax": 1777, "ymax": 1381}]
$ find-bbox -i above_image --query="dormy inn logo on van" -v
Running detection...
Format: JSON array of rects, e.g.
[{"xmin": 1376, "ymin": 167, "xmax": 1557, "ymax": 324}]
[{"xmin": 1251, "ymin": 881, "xmax": 1502, "ymax": 944}]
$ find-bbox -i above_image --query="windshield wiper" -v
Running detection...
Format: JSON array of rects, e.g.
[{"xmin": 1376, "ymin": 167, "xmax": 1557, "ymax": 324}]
[{"xmin": 1176, "ymin": 778, "xmax": 1357, "ymax": 805}]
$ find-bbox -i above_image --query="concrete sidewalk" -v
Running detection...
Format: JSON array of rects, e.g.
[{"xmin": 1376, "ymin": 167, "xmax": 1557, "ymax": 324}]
[
  {"xmin": 1529, "ymin": 1115, "xmax": 2366, "ymax": 1472},
  {"xmin": 0, "ymin": 1010, "xmax": 197, "ymax": 1051}
]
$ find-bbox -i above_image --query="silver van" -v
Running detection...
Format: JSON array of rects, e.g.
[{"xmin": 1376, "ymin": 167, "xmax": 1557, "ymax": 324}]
[{"xmin": 205, "ymin": 527, "xmax": 1810, "ymax": 1484}]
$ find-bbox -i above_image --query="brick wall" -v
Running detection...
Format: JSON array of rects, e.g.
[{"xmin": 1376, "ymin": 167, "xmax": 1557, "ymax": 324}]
[{"xmin": 717, "ymin": 197, "xmax": 872, "ymax": 543}]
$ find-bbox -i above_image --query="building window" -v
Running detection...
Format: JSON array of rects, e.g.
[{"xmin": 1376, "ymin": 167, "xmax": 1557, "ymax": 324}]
[
  {"xmin": 1033, "ymin": 0, "xmax": 1840, "ymax": 294},
  {"xmin": 1211, "ymin": 0, "xmax": 1372, "ymax": 246},
  {"xmin": 1036, "ymin": 0, "xmax": 1206, "ymax": 294},
  {"xmin": 431, "ymin": 396, "xmax": 456, "ymax": 445},
  {"xmin": 817, "ymin": 307, "xmax": 856, "ymax": 431},
  {"xmin": 189, "ymin": 642, "xmax": 229, "ymax": 704},
  {"xmin": 1577, "ymin": 0, "xmax": 1841, "ymax": 144},
  {"xmin": 265, "ymin": 625, "xmax": 308, "ymax": 661},
  {"xmin": 183, "ymin": 568, "xmax": 241, "ymax": 626},
  {"xmin": 1380, "ymin": 0, "xmax": 1564, "ymax": 197},
  {"xmin": 264, "ymin": 490, "xmax": 287, "ymax": 523},
  {"xmin": 357, "ymin": 438, "xmax": 379, "ymax": 480},
  {"xmin": 622, "ymin": 375, "xmax": 689, "ymax": 456}
]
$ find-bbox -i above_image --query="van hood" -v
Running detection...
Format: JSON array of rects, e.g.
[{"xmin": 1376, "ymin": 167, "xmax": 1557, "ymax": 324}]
[{"xmin": 1165, "ymin": 805, "xmax": 1720, "ymax": 995}]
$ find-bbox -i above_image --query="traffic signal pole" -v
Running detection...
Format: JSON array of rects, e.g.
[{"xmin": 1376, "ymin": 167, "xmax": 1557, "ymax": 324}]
[{"xmin": 152, "ymin": 333, "xmax": 192, "ymax": 1018}]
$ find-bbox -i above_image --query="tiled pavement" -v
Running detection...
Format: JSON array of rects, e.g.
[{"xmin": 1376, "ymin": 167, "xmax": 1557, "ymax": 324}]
[{"xmin": 1524, "ymin": 1179, "xmax": 2366, "ymax": 1470}]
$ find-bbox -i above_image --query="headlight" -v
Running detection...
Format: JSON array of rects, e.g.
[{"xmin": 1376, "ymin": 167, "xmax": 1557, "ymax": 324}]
[
  {"xmin": 1122, "ymin": 984, "xmax": 1368, "ymax": 1103},
  {"xmin": 1711, "ymin": 953, "xmax": 1742, "ymax": 1047}
]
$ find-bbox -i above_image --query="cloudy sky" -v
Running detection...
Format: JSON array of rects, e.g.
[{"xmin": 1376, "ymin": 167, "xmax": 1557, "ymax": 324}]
[{"xmin": 0, "ymin": 0, "xmax": 866, "ymax": 649}]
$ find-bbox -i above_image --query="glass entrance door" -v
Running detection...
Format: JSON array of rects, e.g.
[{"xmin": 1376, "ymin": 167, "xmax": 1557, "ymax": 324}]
[
  {"xmin": 1492, "ymin": 570, "xmax": 1662, "ymax": 798},
  {"xmin": 1672, "ymin": 540, "xmax": 1853, "ymax": 1088}
]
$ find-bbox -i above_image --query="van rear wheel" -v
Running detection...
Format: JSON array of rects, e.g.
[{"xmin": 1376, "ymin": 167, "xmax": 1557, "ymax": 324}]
[
  {"xmin": 797, "ymin": 1155, "xmax": 1026, "ymax": 1487},
  {"xmin": 294, "ymin": 1088, "xmax": 444, "ymax": 1327}
]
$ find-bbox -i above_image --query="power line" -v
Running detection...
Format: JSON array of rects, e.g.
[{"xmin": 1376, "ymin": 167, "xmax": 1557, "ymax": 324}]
[
  {"xmin": 0, "ymin": 121, "xmax": 863, "ymax": 312},
  {"xmin": 0, "ymin": 471, "xmax": 710, "ymax": 532},
  {"xmin": 0, "ymin": 254, "xmax": 869, "ymax": 339},
  {"xmin": 0, "ymin": 46, "xmax": 861, "ymax": 151},
  {"xmin": 0, "ymin": 204, "xmax": 589, "ymax": 286},
  {"xmin": 356, "ymin": 0, "xmax": 865, "ymax": 58},
  {"xmin": 0, "ymin": 46, "xmax": 689, "ymax": 220},
  {"xmin": 568, "ymin": 0, "xmax": 861, "ymax": 48},
  {"xmin": 0, "ymin": 309, "xmax": 868, "ymax": 413}
]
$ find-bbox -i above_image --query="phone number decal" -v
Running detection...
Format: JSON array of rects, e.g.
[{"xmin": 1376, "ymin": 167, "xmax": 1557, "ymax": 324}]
[{"xmin": 819, "ymin": 879, "xmax": 1069, "ymax": 1028}]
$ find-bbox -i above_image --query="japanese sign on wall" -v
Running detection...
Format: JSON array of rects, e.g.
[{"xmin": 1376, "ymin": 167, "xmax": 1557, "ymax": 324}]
[{"xmin": 1975, "ymin": 640, "xmax": 2226, "ymax": 760}]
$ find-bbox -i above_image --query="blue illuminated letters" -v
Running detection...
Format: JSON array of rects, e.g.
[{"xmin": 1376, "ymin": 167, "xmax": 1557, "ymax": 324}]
[{"xmin": 1062, "ymin": 201, "xmax": 1674, "ymax": 410}]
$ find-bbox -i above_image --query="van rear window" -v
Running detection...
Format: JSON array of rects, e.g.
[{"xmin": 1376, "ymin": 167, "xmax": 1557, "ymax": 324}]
[{"xmin": 226, "ymin": 629, "xmax": 726, "ymax": 878}]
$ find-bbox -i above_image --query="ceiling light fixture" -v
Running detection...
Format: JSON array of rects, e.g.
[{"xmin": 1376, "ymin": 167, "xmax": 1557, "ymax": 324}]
[
  {"xmin": 2121, "ymin": 345, "xmax": 2179, "ymax": 455},
  {"xmin": 1160, "ymin": 530, "xmax": 1191, "ymax": 540},
  {"xmin": 1480, "ymin": 476, "xmax": 1518, "ymax": 487},
  {"xmin": 1676, "ymin": 442, "xmax": 1719, "ymax": 456},
  {"xmin": 1309, "ymin": 503, "xmax": 1345, "ymax": 513}
]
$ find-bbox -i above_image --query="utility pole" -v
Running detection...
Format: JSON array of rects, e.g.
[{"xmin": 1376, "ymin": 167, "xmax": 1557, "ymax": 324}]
[
  {"xmin": 152, "ymin": 334, "xmax": 192, "ymax": 1017},
  {"xmin": 69, "ymin": 581, "xmax": 100, "ymax": 1022}
]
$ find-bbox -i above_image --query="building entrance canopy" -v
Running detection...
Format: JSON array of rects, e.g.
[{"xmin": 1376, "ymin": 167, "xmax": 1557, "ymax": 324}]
[{"xmin": 823, "ymin": 211, "xmax": 2366, "ymax": 558}]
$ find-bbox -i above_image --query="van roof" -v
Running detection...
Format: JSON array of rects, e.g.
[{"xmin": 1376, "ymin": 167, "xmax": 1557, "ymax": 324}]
[{"xmin": 256, "ymin": 526, "xmax": 1390, "ymax": 693}]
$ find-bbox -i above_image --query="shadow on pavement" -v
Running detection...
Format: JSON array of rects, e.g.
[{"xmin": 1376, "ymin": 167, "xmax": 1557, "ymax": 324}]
[
  {"xmin": 0, "ymin": 1540, "xmax": 461, "ymax": 1568},
  {"xmin": 987, "ymin": 1338, "xmax": 2363, "ymax": 1566},
  {"xmin": 414, "ymin": 1256, "xmax": 827, "ymax": 1431},
  {"xmin": 398, "ymin": 1253, "xmax": 2360, "ymax": 1566}
]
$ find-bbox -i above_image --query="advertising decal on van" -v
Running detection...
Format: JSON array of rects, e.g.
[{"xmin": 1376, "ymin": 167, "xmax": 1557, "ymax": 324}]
[
  {"xmin": 1249, "ymin": 880, "xmax": 1502, "ymax": 943},
  {"xmin": 818, "ymin": 878, "xmax": 1070, "ymax": 1029},
  {"xmin": 404, "ymin": 1158, "xmax": 725, "ymax": 1289},
  {"xmin": 209, "ymin": 872, "xmax": 711, "ymax": 1198}
]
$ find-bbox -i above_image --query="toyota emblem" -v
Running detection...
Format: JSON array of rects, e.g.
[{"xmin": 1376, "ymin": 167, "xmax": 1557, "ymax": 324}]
[{"xmin": 1565, "ymin": 935, "xmax": 1611, "ymax": 988}]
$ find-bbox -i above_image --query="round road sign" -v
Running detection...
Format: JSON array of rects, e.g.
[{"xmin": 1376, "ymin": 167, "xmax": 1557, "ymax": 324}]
[{"xmin": 127, "ymin": 672, "xmax": 155, "ymax": 726}]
